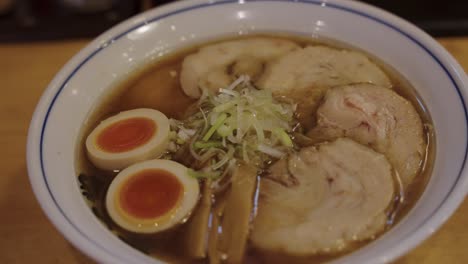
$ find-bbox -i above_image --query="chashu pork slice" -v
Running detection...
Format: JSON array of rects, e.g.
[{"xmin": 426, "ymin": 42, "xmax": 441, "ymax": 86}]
[
  {"xmin": 251, "ymin": 138, "xmax": 394, "ymax": 255},
  {"xmin": 308, "ymin": 83, "xmax": 425, "ymax": 187},
  {"xmin": 180, "ymin": 37, "xmax": 300, "ymax": 98},
  {"xmin": 256, "ymin": 46, "xmax": 392, "ymax": 127}
]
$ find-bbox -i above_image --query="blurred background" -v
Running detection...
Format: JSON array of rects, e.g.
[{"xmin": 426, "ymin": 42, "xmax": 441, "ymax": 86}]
[{"xmin": 0, "ymin": 0, "xmax": 467, "ymax": 42}]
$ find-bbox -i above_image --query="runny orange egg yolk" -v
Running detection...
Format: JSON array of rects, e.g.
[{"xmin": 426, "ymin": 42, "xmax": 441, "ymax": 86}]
[
  {"xmin": 97, "ymin": 117, "xmax": 156, "ymax": 153},
  {"xmin": 119, "ymin": 169, "xmax": 183, "ymax": 219}
]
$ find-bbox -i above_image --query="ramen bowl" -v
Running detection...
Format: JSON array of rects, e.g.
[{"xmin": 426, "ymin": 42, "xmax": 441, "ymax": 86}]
[{"xmin": 27, "ymin": 0, "xmax": 468, "ymax": 263}]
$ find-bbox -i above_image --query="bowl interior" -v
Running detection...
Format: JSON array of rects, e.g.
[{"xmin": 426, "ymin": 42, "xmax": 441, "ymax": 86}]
[{"xmin": 28, "ymin": 1, "xmax": 468, "ymax": 264}]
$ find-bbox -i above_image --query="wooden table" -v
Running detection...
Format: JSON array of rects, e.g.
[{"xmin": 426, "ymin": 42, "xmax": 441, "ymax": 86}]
[{"xmin": 0, "ymin": 37, "xmax": 466, "ymax": 264}]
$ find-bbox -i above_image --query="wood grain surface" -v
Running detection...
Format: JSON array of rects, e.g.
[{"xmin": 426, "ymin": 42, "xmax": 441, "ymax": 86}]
[{"xmin": 0, "ymin": 37, "xmax": 466, "ymax": 264}]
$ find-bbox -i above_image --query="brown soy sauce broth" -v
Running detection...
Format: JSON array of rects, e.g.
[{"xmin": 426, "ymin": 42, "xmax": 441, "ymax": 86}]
[{"xmin": 75, "ymin": 33, "xmax": 435, "ymax": 264}]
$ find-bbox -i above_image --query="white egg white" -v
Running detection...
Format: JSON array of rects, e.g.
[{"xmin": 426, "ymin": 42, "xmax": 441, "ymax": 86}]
[
  {"xmin": 106, "ymin": 159, "xmax": 200, "ymax": 234},
  {"xmin": 86, "ymin": 108, "xmax": 170, "ymax": 170}
]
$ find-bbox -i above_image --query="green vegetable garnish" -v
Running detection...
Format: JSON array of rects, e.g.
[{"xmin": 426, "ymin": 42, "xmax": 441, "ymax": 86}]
[
  {"xmin": 273, "ymin": 128, "xmax": 294, "ymax": 147},
  {"xmin": 168, "ymin": 75, "xmax": 297, "ymax": 181},
  {"xmin": 202, "ymin": 113, "xmax": 228, "ymax": 141}
]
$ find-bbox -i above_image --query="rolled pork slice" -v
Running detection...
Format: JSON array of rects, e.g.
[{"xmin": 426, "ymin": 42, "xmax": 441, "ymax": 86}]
[
  {"xmin": 251, "ymin": 138, "xmax": 394, "ymax": 255},
  {"xmin": 180, "ymin": 38, "xmax": 300, "ymax": 98},
  {"xmin": 257, "ymin": 46, "xmax": 392, "ymax": 127},
  {"xmin": 309, "ymin": 83, "xmax": 425, "ymax": 187}
]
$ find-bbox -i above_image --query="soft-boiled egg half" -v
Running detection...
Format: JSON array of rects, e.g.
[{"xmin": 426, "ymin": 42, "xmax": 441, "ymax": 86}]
[
  {"xmin": 86, "ymin": 108, "xmax": 170, "ymax": 171},
  {"xmin": 106, "ymin": 159, "xmax": 200, "ymax": 234}
]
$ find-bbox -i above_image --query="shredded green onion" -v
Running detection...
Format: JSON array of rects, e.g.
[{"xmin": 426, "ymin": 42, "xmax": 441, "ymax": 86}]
[
  {"xmin": 273, "ymin": 128, "xmax": 294, "ymax": 147},
  {"xmin": 213, "ymin": 100, "xmax": 237, "ymax": 113},
  {"xmin": 168, "ymin": 75, "xmax": 297, "ymax": 180},
  {"xmin": 212, "ymin": 146, "xmax": 235, "ymax": 170},
  {"xmin": 216, "ymin": 124, "xmax": 231, "ymax": 137},
  {"xmin": 202, "ymin": 113, "xmax": 228, "ymax": 141}
]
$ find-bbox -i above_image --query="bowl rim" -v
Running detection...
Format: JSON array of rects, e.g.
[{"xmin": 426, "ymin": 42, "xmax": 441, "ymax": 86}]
[{"xmin": 27, "ymin": 0, "xmax": 468, "ymax": 263}]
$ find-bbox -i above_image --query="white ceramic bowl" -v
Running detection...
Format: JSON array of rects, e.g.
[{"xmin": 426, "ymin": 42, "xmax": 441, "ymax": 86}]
[{"xmin": 27, "ymin": 0, "xmax": 468, "ymax": 263}]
